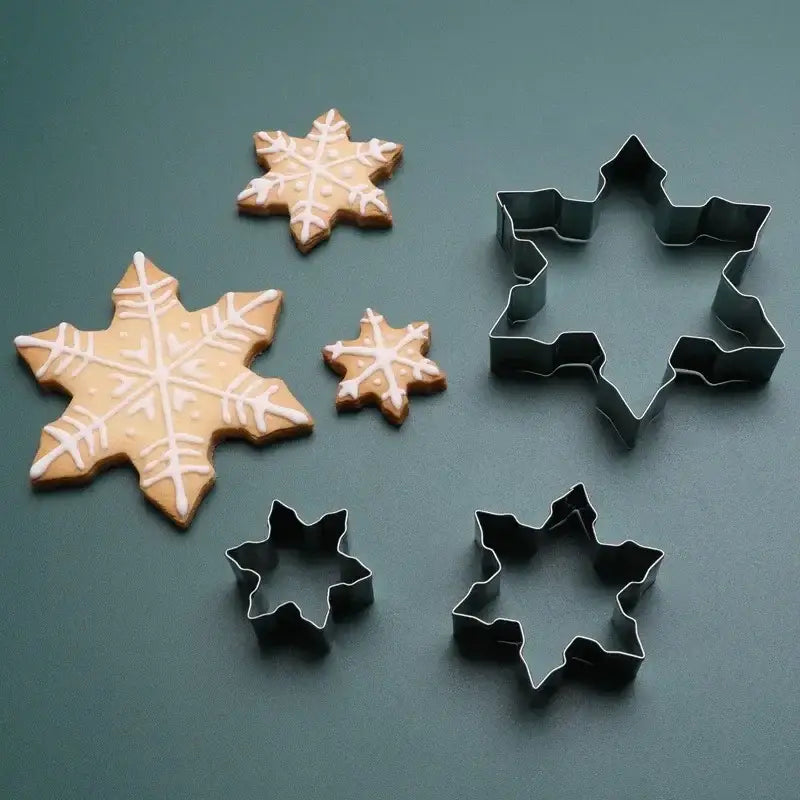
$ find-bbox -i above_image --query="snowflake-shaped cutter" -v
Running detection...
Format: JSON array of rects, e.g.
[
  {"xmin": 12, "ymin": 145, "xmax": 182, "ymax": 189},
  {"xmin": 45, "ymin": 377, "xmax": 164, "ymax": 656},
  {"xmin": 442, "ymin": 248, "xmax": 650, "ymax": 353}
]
[
  {"xmin": 451, "ymin": 484, "xmax": 664, "ymax": 706},
  {"xmin": 237, "ymin": 108, "xmax": 403, "ymax": 253},
  {"xmin": 323, "ymin": 308, "xmax": 447, "ymax": 424},
  {"xmin": 225, "ymin": 500, "xmax": 374, "ymax": 653},
  {"xmin": 493, "ymin": 135, "xmax": 785, "ymax": 447},
  {"xmin": 14, "ymin": 252, "xmax": 313, "ymax": 527}
]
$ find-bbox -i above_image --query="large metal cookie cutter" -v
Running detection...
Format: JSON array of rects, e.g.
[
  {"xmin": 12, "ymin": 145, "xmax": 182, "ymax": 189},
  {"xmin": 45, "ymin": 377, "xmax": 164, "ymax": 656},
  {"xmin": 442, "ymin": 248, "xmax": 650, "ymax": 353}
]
[
  {"xmin": 226, "ymin": 500, "xmax": 374, "ymax": 653},
  {"xmin": 493, "ymin": 135, "xmax": 785, "ymax": 447},
  {"xmin": 451, "ymin": 484, "xmax": 664, "ymax": 705}
]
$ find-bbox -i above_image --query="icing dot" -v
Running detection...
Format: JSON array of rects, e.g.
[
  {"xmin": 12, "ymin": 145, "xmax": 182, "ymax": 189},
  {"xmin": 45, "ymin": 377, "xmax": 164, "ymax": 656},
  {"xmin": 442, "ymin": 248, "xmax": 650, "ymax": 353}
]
[
  {"xmin": 320, "ymin": 184, "xmax": 333, "ymax": 197},
  {"xmin": 373, "ymin": 377, "xmax": 381, "ymax": 385},
  {"xmin": 385, "ymin": 141, "xmax": 397, "ymax": 150},
  {"xmin": 341, "ymin": 166, "xmax": 354, "ymax": 178},
  {"xmin": 294, "ymin": 180, "xmax": 305, "ymax": 191},
  {"xmin": 406, "ymin": 348, "xmax": 414, "ymax": 355},
  {"xmin": 357, "ymin": 359, "xmax": 365, "ymax": 367},
  {"xmin": 287, "ymin": 163, "xmax": 299, "ymax": 171},
  {"xmin": 364, "ymin": 338, "xmax": 372, "ymax": 344},
  {"xmin": 119, "ymin": 331, "xmax": 128, "ymax": 338},
  {"xmin": 302, "ymin": 145, "xmax": 313, "ymax": 155},
  {"xmin": 399, "ymin": 368, "xmax": 407, "ymax": 376},
  {"xmin": 190, "ymin": 411, "xmax": 201, "ymax": 420},
  {"xmin": 125, "ymin": 428, "xmax": 136, "ymax": 438},
  {"xmin": 88, "ymin": 387, "xmax": 97, "ymax": 395},
  {"xmin": 180, "ymin": 322, "xmax": 191, "ymax": 330},
  {"xmin": 327, "ymin": 148, "xmax": 339, "ymax": 158},
  {"xmin": 218, "ymin": 361, "xmax": 227, "ymax": 368}
]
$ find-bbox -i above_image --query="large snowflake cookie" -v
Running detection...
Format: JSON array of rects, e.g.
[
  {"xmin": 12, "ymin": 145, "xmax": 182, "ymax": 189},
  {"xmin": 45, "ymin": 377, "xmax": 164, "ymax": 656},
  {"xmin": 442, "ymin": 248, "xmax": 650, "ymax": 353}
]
[
  {"xmin": 14, "ymin": 252, "xmax": 313, "ymax": 527},
  {"xmin": 322, "ymin": 308, "xmax": 446, "ymax": 425},
  {"xmin": 237, "ymin": 109, "xmax": 403, "ymax": 253}
]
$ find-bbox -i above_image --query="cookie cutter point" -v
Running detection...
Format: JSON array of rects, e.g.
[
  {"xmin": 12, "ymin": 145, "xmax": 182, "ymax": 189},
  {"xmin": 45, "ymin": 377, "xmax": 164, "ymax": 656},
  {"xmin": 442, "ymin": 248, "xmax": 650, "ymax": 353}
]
[
  {"xmin": 493, "ymin": 135, "xmax": 785, "ymax": 447},
  {"xmin": 451, "ymin": 483, "xmax": 664, "ymax": 706},
  {"xmin": 225, "ymin": 500, "xmax": 374, "ymax": 653}
]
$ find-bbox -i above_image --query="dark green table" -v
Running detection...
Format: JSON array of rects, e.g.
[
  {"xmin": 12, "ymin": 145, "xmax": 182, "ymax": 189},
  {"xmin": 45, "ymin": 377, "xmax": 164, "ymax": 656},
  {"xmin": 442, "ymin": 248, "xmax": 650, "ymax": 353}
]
[{"xmin": 2, "ymin": 1, "xmax": 798, "ymax": 797}]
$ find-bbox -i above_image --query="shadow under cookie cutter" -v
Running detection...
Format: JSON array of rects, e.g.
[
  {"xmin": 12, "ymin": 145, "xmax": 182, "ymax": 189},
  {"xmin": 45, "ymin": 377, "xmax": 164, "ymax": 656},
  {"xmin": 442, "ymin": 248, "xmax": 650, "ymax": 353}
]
[
  {"xmin": 493, "ymin": 135, "xmax": 785, "ymax": 447},
  {"xmin": 451, "ymin": 484, "xmax": 664, "ymax": 706},
  {"xmin": 226, "ymin": 500, "xmax": 373, "ymax": 653}
]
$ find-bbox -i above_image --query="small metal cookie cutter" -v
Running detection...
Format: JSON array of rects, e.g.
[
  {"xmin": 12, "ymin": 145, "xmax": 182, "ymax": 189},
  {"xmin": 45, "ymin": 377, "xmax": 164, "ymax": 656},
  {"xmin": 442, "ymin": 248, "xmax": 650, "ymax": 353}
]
[
  {"xmin": 451, "ymin": 484, "xmax": 664, "ymax": 705},
  {"xmin": 226, "ymin": 500, "xmax": 373, "ymax": 653},
  {"xmin": 493, "ymin": 135, "xmax": 785, "ymax": 447}
]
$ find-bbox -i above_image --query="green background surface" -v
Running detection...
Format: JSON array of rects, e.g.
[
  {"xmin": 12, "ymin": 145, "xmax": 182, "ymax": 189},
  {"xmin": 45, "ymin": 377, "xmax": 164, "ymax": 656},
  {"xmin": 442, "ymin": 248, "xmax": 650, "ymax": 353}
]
[{"xmin": 2, "ymin": 1, "xmax": 798, "ymax": 798}]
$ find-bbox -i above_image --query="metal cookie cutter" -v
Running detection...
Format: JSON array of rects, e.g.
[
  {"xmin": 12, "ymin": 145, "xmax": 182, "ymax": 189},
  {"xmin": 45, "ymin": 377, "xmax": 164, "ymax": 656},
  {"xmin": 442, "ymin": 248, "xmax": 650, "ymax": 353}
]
[
  {"xmin": 451, "ymin": 484, "xmax": 664, "ymax": 705},
  {"xmin": 226, "ymin": 500, "xmax": 373, "ymax": 653},
  {"xmin": 493, "ymin": 135, "xmax": 785, "ymax": 447}
]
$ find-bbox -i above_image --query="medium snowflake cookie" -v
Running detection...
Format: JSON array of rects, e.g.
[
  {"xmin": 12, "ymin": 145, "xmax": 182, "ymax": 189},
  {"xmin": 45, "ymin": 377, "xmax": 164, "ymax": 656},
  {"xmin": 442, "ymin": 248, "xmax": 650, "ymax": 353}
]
[
  {"xmin": 322, "ymin": 308, "xmax": 446, "ymax": 425},
  {"xmin": 237, "ymin": 109, "xmax": 403, "ymax": 253},
  {"xmin": 14, "ymin": 252, "xmax": 313, "ymax": 528}
]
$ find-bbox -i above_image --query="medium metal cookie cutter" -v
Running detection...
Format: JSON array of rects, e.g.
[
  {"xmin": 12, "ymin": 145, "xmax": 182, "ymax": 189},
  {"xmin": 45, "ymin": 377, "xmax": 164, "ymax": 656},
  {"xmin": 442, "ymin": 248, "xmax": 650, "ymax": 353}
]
[
  {"xmin": 226, "ymin": 500, "xmax": 373, "ymax": 653},
  {"xmin": 451, "ymin": 484, "xmax": 664, "ymax": 705},
  {"xmin": 493, "ymin": 135, "xmax": 785, "ymax": 447}
]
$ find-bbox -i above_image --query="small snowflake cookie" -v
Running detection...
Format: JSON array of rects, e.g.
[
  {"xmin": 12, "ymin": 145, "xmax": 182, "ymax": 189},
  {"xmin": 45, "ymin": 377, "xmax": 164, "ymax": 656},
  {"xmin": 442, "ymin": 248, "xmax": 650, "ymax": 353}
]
[
  {"xmin": 237, "ymin": 109, "xmax": 403, "ymax": 253},
  {"xmin": 14, "ymin": 252, "xmax": 313, "ymax": 528},
  {"xmin": 322, "ymin": 308, "xmax": 446, "ymax": 425}
]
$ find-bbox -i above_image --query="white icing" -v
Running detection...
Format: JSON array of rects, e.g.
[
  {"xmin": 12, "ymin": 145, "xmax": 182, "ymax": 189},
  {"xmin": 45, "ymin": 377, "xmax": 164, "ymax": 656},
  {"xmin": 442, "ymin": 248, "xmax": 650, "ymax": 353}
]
[
  {"xmin": 214, "ymin": 372, "xmax": 309, "ymax": 432},
  {"xmin": 20, "ymin": 251, "xmax": 295, "ymax": 519},
  {"xmin": 237, "ymin": 174, "xmax": 286, "ymax": 204},
  {"xmin": 167, "ymin": 333, "xmax": 189, "ymax": 357},
  {"xmin": 121, "ymin": 337, "xmax": 150, "ymax": 366},
  {"xmin": 199, "ymin": 292, "xmax": 274, "ymax": 353},
  {"xmin": 172, "ymin": 387, "xmax": 197, "ymax": 412},
  {"xmin": 347, "ymin": 185, "xmax": 386, "ymax": 214},
  {"xmin": 29, "ymin": 405, "xmax": 106, "ymax": 478},
  {"xmin": 110, "ymin": 373, "xmax": 137, "ymax": 397},
  {"xmin": 324, "ymin": 308, "xmax": 440, "ymax": 410},
  {"xmin": 239, "ymin": 109, "xmax": 398, "ymax": 243},
  {"xmin": 15, "ymin": 325, "xmax": 150, "ymax": 380},
  {"xmin": 180, "ymin": 358, "xmax": 208, "ymax": 379},
  {"xmin": 88, "ymin": 387, "xmax": 97, "ymax": 395},
  {"xmin": 128, "ymin": 391, "xmax": 156, "ymax": 421},
  {"xmin": 36, "ymin": 327, "xmax": 95, "ymax": 377},
  {"xmin": 114, "ymin": 256, "xmax": 177, "ymax": 320},
  {"xmin": 119, "ymin": 331, "xmax": 128, "ymax": 338}
]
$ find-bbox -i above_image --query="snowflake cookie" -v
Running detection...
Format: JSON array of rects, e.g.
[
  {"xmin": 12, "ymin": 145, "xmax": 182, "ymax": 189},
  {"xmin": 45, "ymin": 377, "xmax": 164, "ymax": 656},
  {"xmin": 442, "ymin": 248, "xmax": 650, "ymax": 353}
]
[
  {"xmin": 237, "ymin": 109, "xmax": 403, "ymax": 253},
  {"xmin": 322, "ymin": 308, "xmax": 446, "ymax": 425},
  {"xmin": 14, "ymin": 252, "xmax": 313, "ymax": 528}
]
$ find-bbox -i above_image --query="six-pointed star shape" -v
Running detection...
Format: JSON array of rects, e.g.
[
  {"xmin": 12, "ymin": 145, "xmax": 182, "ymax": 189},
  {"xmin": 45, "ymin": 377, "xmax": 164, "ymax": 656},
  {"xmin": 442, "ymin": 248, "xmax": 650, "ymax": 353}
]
[
  {"xmin": 14, "ymin": 252, "xmax": 313, "ymax": 527},
  {"xmin": 452, "ymin": 484, "xmax": 664, "ymax": 705},
  {"xmin": 323, "ymin": 307, "xmax": 447, "ymax": 424},
  {"xmin": 237, "ymin": 108, "xmax": 403, "ymax": 253},
  {"xmin": 226, "ymin": 500, "xmax": 374, "ymax": 653},
  {"xmin": 492, "ymin": 135, "xmax": 785, "ymax": 447}
]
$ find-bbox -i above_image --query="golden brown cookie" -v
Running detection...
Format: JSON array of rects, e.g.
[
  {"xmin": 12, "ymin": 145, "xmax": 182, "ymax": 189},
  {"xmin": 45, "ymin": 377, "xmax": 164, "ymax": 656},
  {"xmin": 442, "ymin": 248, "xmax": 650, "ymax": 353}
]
[
  {"xmin": 237, "ymin": 109, "xmax": 403, "ymax": 253},
  {"xmin": 322, "ymin": 308, "xmax": 446, "ymax": 425},
  {"xmin": 14, "ymin": 252, "xmax": 313, "ymax": 528}
]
